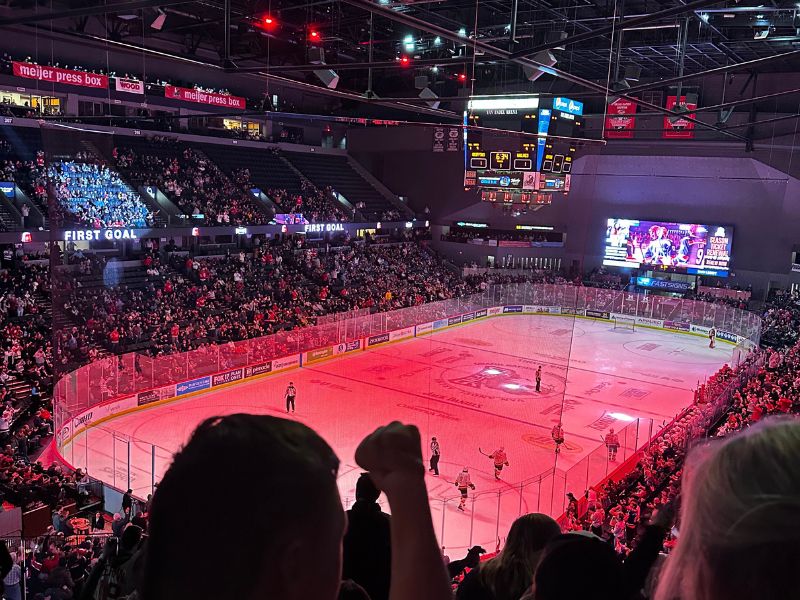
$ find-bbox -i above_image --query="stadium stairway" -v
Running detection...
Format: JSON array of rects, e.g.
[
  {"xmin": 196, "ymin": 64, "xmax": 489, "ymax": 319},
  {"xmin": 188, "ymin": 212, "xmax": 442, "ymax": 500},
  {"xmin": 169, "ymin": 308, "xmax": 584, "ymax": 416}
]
[
  {"xmin": 198, "ymin": 142, "xmax": 304, "ymax": 207},
  {"xmin": 0, "ymin": 191, "xmax": 19, "ymax": 229},
  {"xmin": 282, "ymin": 152, "xmax": 410, "ymax": 221}
]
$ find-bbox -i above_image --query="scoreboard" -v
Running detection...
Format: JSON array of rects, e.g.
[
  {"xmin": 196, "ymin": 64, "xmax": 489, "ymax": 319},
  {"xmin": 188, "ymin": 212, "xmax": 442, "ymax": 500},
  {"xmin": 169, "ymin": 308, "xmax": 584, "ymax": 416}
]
[{"xmin": 464, "ymin": 96, "xmax": 584, "ymax": 200}]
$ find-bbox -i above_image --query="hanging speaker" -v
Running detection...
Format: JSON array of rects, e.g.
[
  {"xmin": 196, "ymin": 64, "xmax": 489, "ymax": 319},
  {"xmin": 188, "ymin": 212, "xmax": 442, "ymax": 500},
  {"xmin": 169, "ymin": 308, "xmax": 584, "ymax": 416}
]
[
  {"xmin": 314, "ymin": 69, "xmax": 339, "ymax": 89},
  {"xmin": 308, "ymin": 47, "xmax": 326, "ymax": 65},
  {"xmin": 419, "ymin": 87, "xmax": 439, "ymax": 109},
  {"xmin": 522, "ymin": 50, "xmax": 557, "ymax": 82}
]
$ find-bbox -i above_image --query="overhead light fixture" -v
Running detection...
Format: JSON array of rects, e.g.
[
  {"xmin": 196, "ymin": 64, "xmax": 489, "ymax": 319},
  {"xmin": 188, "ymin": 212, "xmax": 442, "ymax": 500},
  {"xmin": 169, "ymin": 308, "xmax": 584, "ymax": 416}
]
[
  {"xmin": 458, "ymin": 28, "xmax": 467, "ymax": 37},
  {"xmin": 431, "ymin": 65, "xmax": 439, "ymax": 73},
  {"xmin": 150, "ymin": 8, "xmax": 166, "ymax": 31},
  {"xmin": 624, "ymin": 64, "xmax": 642, "ymax": 82},
  {"xmin": 403, "ymin": 34, "xmax": 415, "ymax": 52},
  {"xmin": 434, "ymin": 36, "xmax": 442, "ymax": 46}
]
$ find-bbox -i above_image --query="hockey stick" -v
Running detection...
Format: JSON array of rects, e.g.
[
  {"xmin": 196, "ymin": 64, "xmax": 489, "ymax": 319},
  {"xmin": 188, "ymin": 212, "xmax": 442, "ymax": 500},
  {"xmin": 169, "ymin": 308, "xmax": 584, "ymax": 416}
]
[{"xmin": 478, "ymin": 447, "xmax": 492, "ymax": 458}]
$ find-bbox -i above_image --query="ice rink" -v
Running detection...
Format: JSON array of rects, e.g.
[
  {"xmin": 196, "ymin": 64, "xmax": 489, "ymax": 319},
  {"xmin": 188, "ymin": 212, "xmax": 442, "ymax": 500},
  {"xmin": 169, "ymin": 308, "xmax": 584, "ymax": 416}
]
[{"xmin": 62, "ymin": 314, "xmax": 732, "ymax": 552}]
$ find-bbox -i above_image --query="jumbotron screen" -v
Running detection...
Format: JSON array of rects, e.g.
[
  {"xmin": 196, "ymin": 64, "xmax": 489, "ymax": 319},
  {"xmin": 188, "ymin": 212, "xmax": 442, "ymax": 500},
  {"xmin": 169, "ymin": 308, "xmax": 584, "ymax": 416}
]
[{"xmin": 603, "ymin": 218, "xmax": 734, "ymax": 277}]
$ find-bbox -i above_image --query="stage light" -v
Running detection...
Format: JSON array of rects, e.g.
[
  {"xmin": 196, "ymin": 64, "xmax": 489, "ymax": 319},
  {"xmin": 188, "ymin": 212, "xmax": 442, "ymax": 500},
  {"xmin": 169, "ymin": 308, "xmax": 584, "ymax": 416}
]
[
  {"xmin": 399, "ymin": 55, "xmax": 410, "ymax": 66},
  {"xmin": 434, "ymin": 36, "xmax": 442, "ymax": 46},
  {"xmin": 458, "ymin": 27, "xmax": 467, "ymax": 37},
  {"xmin": 459, "ymin": 73, "xmax": 467, "ymax": 81},
  {"xmin": 310, "ymin": 30, "xmax": 320, "ymax": 40},
  {"xmin": 431, "ymin": 65, "xmax": 439, "ymax": 73},
  {"xmin": 262, "ymin": 15, "xmax": 275, "ymax": 27},
  {"xmin": 403, "ymin": 34, "xmax": 415, "ymax": 52}
]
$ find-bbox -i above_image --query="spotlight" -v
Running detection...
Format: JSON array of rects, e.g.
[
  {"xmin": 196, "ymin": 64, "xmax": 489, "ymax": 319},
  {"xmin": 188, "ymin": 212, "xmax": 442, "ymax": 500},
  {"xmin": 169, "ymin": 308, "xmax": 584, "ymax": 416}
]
[
  {"xmin": 399, "ymin": 55, "xmax": 411, "ymax": 67},
  {"xmin": 458, "ymin": 73, "xmax": 467, "ymax": 81},
  {"xmin": 434, "ymin": 36, "xmax": 442, "ymax": 46},
  {"xmin": 309, "ymin": 29, "xmax": 320, "ymax": 40},
  {"xmin": 458, "ymin": 27, "xmax": 467, "ymax": 37}
]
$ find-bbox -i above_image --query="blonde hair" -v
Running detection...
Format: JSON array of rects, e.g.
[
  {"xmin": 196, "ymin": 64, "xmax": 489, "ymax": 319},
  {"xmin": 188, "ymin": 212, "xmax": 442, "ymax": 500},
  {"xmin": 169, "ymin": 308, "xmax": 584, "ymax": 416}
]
[{"xmin": 654, "ymin": 417, "xmax": 800, "ymax": 600}]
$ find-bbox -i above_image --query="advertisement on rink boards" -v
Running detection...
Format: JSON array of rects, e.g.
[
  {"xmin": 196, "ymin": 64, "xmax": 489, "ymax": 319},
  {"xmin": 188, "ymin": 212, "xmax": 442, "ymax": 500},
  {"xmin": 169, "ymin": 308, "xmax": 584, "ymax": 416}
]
[
  {"xmin": 272, "ymin": 355, "xmax": 300, "ymax": 372},
  {"xmin": 244, "ymin": 361, "xmax": 272, "ymax": 378},
  {"xmin": 415, "ymin": 322, "xmax": 434, "ymax": 336},
  {"xmin": 212, "ymin": 368, "xmax": 244, "ymax": 387},
  {"xmin": 71, "ymin": 395, "xmax": 138, "ymax": 437},
  {"xmin": 585, "ymin": 310, "xmax": 611, "ymax": 320},
  {"xmin": 503, "ymin": 305, "xmax": 523, "ymax": 314},
  {"xmin": 475, "ymin": 309, "xmax": 488, "ymax": 319},
  {"xmin": 335, "ymin": 340, "xmax": 362, "ymax": 355},
  {"xmin": 305, "ymin": 347, "xmax": 334, "ymax": 363},
  {"xmin": 137, "ymin": 384, "xmax": 176, "ymax": 407},
  {"xmin": 448, "ymin": 315, "xmax": 463, "ymax": 326},
  {"xmin": 389, "ymin": 327, "xmax": 415, "ymax": 342},
  {"xmin": 610, "ymin": 314, "xmax": 664, "ymax": 329},
  {"xmin": 560, "ymin": 307, "xmax": 586, "ymax": 316},
  {"xmin": 487, "ymin": 307, "xmax": 503, "ymax": 316},
  {"xmin": 664, "ymin": 320, "xmax": 691, "ymax": 332},
  {"xmin": 176, "ymin": 376, "xmax": 212, "ymax": 396},
  {"xmin": 367, "ymin": 333, "xmax": 390, "ymax": 347}
]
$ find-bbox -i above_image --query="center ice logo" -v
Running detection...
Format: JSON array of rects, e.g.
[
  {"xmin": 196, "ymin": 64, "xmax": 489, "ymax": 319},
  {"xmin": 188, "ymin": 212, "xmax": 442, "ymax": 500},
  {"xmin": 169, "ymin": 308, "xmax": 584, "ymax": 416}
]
[{"xmin": 449, "ymin": 366, "xmax": 536, "ymax": 395}]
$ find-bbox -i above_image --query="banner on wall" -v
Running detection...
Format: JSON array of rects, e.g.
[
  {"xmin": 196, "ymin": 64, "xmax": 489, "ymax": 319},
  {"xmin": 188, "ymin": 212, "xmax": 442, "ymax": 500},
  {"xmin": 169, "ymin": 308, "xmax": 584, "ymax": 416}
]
[
  {"xmin": 432, "ymin": 127, "xmax": 445, "ymax": 152},
  {"xmin": 115, "ymin": 77, "xmax": 144, "ymax": 94},
  {"xmin": 605, "ymin": 97, "xmax": 638, "ymax": 139},
  {"xmin": 663, "ymin": 95, "xmax": 698, "ymax": 139},
  {"xmin": 164, "ymin": 85, "xmax": 246, "ymax": 109},
  {"xmin": 13, "ymin": 61, "xmax": 109, "ymax": 89}
]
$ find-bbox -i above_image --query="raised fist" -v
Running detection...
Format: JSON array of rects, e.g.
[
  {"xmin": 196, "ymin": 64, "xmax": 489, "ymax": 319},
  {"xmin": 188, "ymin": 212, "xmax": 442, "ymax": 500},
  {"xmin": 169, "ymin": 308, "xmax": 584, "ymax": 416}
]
[{"xmin": 355, "ymin": 421, "xmax": 425, "ymax": 495}]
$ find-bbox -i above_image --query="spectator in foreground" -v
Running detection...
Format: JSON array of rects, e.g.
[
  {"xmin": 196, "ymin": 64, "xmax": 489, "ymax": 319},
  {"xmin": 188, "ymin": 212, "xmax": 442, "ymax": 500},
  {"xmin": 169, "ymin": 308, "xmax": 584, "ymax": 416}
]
[
  {"xmin": 343, "ymin": 473, "xmax": 391, "ymax": 600},
  {"xmin": 654, "ymin": 417, "xmax": 800, "ymax": 600},
  {"xmin": 531, "ymin": 532, "xmax": 625, "ymax": 600},
  {"xmin": 456, "ymin": 513, "xmax": 560, "ymax": 600},
  {"xmin": 143, "ymin": 416, "xmax": 450, "ymax": 600}
]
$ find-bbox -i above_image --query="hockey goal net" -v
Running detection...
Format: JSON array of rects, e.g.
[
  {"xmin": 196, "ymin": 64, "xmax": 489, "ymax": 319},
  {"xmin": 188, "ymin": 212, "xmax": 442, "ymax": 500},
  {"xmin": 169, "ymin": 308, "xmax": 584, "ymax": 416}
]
[{"xmin": 613, "ymin": 316, "xmax": 636, "ymax": 332}]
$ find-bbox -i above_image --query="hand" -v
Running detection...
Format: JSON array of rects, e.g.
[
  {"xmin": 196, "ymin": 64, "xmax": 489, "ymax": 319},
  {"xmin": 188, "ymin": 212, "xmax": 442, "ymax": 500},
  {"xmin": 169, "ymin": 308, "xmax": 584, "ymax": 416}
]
[{"xmin": 355, "ymin": 421, "xmax": 425, "ymax": 496}]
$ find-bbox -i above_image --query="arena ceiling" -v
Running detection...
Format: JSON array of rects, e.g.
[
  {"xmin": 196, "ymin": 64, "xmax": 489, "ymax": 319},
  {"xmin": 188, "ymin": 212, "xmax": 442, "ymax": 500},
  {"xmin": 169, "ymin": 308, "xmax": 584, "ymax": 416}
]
[{"xmin": 2, "ymin": 0, "xmax": 800, "ymax": 133}]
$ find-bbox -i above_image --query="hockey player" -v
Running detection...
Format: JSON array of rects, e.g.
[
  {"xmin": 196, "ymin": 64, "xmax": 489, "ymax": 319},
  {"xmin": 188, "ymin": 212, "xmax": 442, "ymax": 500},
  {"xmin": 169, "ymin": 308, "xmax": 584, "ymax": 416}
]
[
  {"xmin": 455, "ymin": 467, "xmax": 476, "ymax": 511},
  {"xmin": 709, "ymin": 326, "xmax": 717, "ymax": 349},
  {"xmin": 604, "ymin": 428, "xmax": 620, "ymax": 462},
  {"xmin": 551, "ymin": 422, "xmax": 565, "ymax": 453},
  {"xmin": 488, "ymin": 447, "xmax": 509, "ymax": 480}
]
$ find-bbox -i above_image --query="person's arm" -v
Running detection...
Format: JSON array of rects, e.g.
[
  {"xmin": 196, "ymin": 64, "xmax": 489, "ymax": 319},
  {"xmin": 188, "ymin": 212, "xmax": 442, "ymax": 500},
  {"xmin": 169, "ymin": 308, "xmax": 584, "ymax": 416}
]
[{"xmin": 356, "ymin": 422, "xmax": 451, "ymax": 600}]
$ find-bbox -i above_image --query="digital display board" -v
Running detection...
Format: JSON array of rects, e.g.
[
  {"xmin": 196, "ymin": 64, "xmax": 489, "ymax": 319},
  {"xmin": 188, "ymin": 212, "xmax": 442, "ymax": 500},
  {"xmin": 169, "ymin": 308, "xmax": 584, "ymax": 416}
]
[
  {"xmin": 603, "ymin": 219, "xmax": 733, "ymax": 277},
  {"xmin": 464, "ymin": 96, "xmax": 583, "ymax": 196}
]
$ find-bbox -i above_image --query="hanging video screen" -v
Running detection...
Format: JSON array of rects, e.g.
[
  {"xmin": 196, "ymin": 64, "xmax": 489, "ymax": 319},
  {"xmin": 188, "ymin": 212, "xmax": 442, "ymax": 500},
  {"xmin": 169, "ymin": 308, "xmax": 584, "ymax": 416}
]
[{"xmin": 603, "ymin": 218, "xmax": 733, "ymax": 277}]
